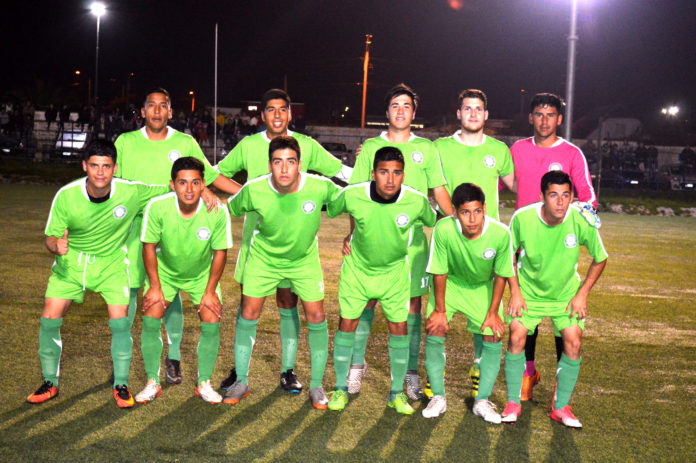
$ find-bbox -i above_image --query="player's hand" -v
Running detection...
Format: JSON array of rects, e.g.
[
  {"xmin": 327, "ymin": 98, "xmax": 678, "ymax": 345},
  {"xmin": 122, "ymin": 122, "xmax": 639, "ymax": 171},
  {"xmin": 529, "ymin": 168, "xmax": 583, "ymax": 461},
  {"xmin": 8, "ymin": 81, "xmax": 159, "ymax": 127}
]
[
  {"xmin": 425, "ymin": 310, "xmax": 449, "ymax": 335},
  {"xmin": 507, "ymin": 292, "xmax": 527, "ymax": 318},
  {"xmin": 481, "ymin": 313, "xmax": 505, "ymax": 341},
  {"xmin": 56, "ymin": 230, "xmax": 69, "ymax": 255},
  {"xmin": 199, "ymin": 291, "xmax": 223, "ymax": 319},
  {"xmin": 566, "ymin": 292, "xmax": 588, "ymax": 320},
  {"xmin": 143, "ymin": 287, "xmax": 166, "ymax": 312},
  {"xmin": 201, "ymin": 187, "xmax": 220, "ymax": 212},
  {"xmin": 342, "ymin": 234, "xmax": 352, "ymax": 255}
]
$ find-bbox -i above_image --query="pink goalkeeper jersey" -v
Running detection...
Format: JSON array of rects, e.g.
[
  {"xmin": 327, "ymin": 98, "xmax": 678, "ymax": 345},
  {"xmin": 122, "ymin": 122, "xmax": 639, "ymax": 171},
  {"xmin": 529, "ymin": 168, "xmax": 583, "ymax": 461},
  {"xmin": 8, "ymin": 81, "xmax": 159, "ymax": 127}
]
[{"xmin": 511, "ymin": 137, "xmax": 597, "ymax": 210}]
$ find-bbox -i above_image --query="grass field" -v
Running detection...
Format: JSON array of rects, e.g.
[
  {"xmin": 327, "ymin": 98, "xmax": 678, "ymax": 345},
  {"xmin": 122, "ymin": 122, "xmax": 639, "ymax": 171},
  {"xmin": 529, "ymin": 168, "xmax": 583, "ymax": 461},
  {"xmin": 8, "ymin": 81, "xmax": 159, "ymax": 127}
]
[{"xmin": 1, "ymin": 183, "xmax": 695, "ymax": 462}]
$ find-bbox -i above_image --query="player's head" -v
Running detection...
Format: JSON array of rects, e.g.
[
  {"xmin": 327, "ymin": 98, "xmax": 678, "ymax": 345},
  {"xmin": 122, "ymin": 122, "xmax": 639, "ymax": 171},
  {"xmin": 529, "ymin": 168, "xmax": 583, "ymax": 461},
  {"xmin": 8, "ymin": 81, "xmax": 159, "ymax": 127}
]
[
  {"xmin": 170, "ymin": 157, "xmax": 205, "ymax": 207},
  {"xmin": 82, "ymin": 139, "xmax": 117, "ymax": 189},
  {"xmin": 529, "ymin": 92, "xmax": 564, "ymax": 140},
  {"xmin": 141, "ymin": 87, "xmax": 172, "ymax": 133},
  {"xmin": 385, "ymin": 83, "xmax": 418, "ymax": 131},
  {"xmin": 452, "ymin": 183, "xmax": 486, "ymax": 238},
  {"xmin": 268, "ymin": 135, "xmax": 301, "ymax": 192},
  {"xmin": 457, "ymin": 89, "xmax": 489, "ymax": 134},
  {"xmin": 371, "ymin": 146, "xmax": 404, "ymax": 200},
  {"xmin": 261, "ymin": 88, "xmax": 291, "ymax": 138},
  {"xmin": 540, "ymin": 170, "xmax": 573, "ymax": 223}
]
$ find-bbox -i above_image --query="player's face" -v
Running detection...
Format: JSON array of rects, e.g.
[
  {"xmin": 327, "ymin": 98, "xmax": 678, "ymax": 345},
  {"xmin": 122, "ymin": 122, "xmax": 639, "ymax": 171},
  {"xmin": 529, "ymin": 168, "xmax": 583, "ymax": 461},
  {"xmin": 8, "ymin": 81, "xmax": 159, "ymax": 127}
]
[
  {"xmin": 386, "ymin": 94, "xmax": 415, "ymax": 131},
  {"xmin": 141, "ymin": 92, "xmax": 172, "ymax": 132},
  {"xmin": 83, "ymin": 155, "xmax": 116, "ymax": 190},
  {"xmin": 170, "ymin": 169, "xmax": 204, "ymax": 207},
  {"xmin": 371, "ymin": 160, "xmax": 404, "ymax": 200},
  {"xmin": 529, "ymin": 105, "xmax": 562, "ymax": 140},
  {"xmin": 262, "ymin": 99, "xmax": 291, "ymax": 138},
  {"xmin": 456, "ymin": 200, "xmax": 486, "ymax": 239},
  {"xmin": 457, "ymin": 98, "xmax": 488, "ymax": 133},
  {"xmin": 269, "ymin": 148, "xmax": 301, "ymax": 191},
  {"xmin": 541, "ymin": 183, "xmax": 572, "ymax": 223}
]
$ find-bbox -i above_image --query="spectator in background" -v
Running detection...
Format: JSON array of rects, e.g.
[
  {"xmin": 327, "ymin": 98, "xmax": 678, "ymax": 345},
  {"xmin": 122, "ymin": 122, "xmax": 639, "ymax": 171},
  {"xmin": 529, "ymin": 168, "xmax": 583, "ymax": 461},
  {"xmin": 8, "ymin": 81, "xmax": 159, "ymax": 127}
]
[
  {"xmin": 45, "ymin": 104, "xmax": 57, "ymax": 131},
  {"xmin": 59, "ymin": 105, "xmax": 71, "ymax": 130},
  {"xmin": 679, "ymin": 145, "xmax": 695, "ymax": 166}
]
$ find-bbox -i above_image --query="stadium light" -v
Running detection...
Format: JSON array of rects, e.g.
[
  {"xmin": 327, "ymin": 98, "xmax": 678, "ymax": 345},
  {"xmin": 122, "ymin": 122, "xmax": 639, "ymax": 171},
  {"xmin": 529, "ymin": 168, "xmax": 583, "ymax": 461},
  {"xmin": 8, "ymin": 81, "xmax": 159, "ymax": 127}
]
[
  {"xmin": 661, "ymin": 106, "xmax": 679, "ymax": 117},
  {"xmin": 90, "ymin": 2, "xmax": 106, "ymax": 107}
]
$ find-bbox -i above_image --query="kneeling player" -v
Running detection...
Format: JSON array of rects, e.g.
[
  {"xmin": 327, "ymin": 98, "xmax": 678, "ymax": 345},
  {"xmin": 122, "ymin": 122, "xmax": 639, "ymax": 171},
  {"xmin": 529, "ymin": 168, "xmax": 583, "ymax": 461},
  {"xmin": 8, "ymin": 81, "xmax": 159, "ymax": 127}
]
[
  {"xmin": 135, "ymin": 157, "xmax": 232, "ymax": 404},
  {"xmin": 501, "ymin": 171, "xmax": 607, "ymax": 428},
  {"xmin": 27, "ymin": 140, "xmax": 170, "ymax": 408},
  {"xmin": 326, "ymin": 146, "xmax": 437, "ymax": 415},
  {"xmin": 423, "ymin": 183, "xmax": 514, "ymax": 422}
]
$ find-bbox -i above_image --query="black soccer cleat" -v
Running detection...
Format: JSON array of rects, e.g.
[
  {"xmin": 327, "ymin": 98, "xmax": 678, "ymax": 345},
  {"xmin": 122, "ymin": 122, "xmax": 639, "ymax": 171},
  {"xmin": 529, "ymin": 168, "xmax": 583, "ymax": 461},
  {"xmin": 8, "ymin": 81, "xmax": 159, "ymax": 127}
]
[
  {"xmin": 279, "ymin": 369, "xmax": 303, "ymax": 394},
  {"xmin": 220, "ymin": 368, "xmax": 237, "ymax": 391},
  {"xmin": 165, "ymin": 358, "xmax": 182, "ymax": 385}
]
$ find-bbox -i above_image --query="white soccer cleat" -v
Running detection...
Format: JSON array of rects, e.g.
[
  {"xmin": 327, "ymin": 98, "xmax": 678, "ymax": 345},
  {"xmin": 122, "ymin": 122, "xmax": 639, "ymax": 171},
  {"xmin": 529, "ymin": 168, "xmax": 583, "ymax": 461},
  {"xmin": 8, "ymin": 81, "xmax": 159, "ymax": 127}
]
[
  {"xmin": 135, "ymin": 379, "xmax": 162, "ymax": 404},
  {"xmin": 422, "ymin": 395, "xmax": 447, "ymax": 418},
  {"xmin": 405, "ymin": 370, "xmax": 423, "ymax": 400},
  {"xmin": 347, "ymin": 362, "xmax": 368, "ymax": 394},
  {"xmin": 195, "ymin": 380, "xmax": 222, "ymax": 404},
  {"xmin": 473, "ymin": 399, "xmax": 502, "ymax": 424}
]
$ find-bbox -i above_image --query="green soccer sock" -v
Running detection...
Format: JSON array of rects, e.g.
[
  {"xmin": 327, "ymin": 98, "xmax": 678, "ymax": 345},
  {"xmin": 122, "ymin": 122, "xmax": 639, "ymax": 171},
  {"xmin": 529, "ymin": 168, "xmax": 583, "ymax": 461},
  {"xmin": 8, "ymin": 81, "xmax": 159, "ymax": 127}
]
[
  {"xmin": 406, "ymin": 313, "xmax": 422, "ymax": 371},
  {"xmin": 308, "ymin": 320, "xmax": 329, "ymax": 389},
  {"xmin": 140, "ymin": 316, "xmax": 163, "ymax": 383},
  {"xmin": 163, "ymin": 293, "xmax": 184, "ymax": 361},
  {"xmin": 333, "ymin": 330, "xmax": 355, "ymax": 391},
  {"xmin": 389, "ymin": 334, "xmax": 409, "ymax": 396},
  {"xmin": 109, "ymin": 317, "xmax": 133, "ymax": 387},
  {"xmin": 504, "ymin": 350, "xmax": 526, "ymax": 404},
  {"xmin": 234, "ymin": 317, "xmax": 258, "ymax": 385},
  {"xmin": 424, "ymin": 335, "xmax": 446, "ymax": 397},
  {"xmin": 351, "ymin": 307, "xmax": 374, "ymax": 365},
  {"xmin": 38, "ymin": 317, "xmax": 63, "ymax": 385},
  {"xmin": 477, "ymin": 341, "xmax": 502, "ymax": 401},
  {"xmin": 279, "ymin": 306, "xmax": 300, "ymax": 371},
  {"xmin": 472, "ymin": 333, "xmax": 483, "ymax": 368},
  {"xmin": 127, "ymin": 288, "xmax": 139, "ymax": 326},
  {"xmin": 554, "ymin": 354, "xmax": 582, "ymax": 409},
  {"xmin": 197, "ymin": 322, "xmax": 220, "ymax": 385}
]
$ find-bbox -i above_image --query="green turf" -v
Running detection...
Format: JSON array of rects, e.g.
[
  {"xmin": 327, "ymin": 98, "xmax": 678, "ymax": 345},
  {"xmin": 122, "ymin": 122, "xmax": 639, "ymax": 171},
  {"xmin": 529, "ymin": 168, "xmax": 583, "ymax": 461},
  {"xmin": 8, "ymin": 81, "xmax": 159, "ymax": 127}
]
[{"xmin": 1, "ymin": 183, "xmax": 695, "ymax": 462}]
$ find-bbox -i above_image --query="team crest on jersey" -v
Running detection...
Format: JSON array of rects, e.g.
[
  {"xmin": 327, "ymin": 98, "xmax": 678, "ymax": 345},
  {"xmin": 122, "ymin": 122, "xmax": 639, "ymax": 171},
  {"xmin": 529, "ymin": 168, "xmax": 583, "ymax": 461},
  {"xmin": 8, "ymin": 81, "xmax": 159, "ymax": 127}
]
[
  {"xmin": 549, "ymin": 162, "xmax": 563, "ymax": 172},
  {"xmin": 395, "ymin": 214, "xmax": 410, "ymax": 227},
  {"xmin": 113, "ymin": 205, "xmax": 127, "ymax": 219},
  {"xmin": 411, "ymin": 151, "xmax": 424, "ymax": 164},
  {"xmin": 482, "ymin": 248, "xmax": 496, "ymax": 260},
  {"xmin": 302, "ymin": 200, "xmax": 316, "ymax": 214},
  {"xmin": 168, "ymin": 150, "xmax": 181, "ymax": 162},
  {"xmin": 483, "ymin": 155, "xmax": 496, "ymax": 168},
  {"xmin": 196, "ymin": 227, "xmax": 211, "ymax": 241},
  {"xmin": 564, "ymin": 233, "xmax": 578, "ymax": 248}
]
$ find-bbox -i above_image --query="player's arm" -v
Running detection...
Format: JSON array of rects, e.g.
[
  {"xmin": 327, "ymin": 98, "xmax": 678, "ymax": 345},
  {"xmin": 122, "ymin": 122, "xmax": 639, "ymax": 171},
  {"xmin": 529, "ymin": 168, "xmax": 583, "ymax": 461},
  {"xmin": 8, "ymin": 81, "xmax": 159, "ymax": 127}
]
[
  {"xmin": 199, "ymin": 249, "xmax": 227, "ymax": 319},
  {"xmin": 570, "ymin": 152, "xmax": 598, "ymax": 208},
  {"xmin": 481, "ymin": 275, "xmax": 506, "ymax": 340},
  {"xmin": 431, "ymin": 186, "xmax": 454, "ymax": 216},
  {"xmin": 46, "ymin": 230, "xmax": 69, "ymax": 255},
  {"xmin": 44, "ymin": 192, "xmax": 70, "ymax": 255},
  {"xmin": 142, "ymin": 242, "xmax": 166, "ymax": 311},
  {"xmin": 506, "ymin": 261, "xmax": 527, "ymax": 318},
  {"xmin": 566, "ymin": 258, "xmax": 607, "ymax": 320},
  {"xmin": 210, "ymin": 174, "xmax": 242, "ymax": 195},
  {"xmin": 501, "ymin": 172, "xmax": 516, "ymax": 192},
  {"xmin": 499, "ymin": 147, "xmax": 516, "ymax": 192},
  {"xmin": 425, "ymin": 273, "xmax": 449, "ymax": 335}
]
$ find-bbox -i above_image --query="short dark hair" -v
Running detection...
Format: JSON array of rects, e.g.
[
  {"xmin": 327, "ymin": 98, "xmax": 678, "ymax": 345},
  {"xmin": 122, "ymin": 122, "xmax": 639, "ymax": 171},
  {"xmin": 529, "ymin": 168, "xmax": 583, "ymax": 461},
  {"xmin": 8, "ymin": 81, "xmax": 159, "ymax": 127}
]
[
  {"xmin": 373, "ymin": 146, "xmax": 404, "ymax": 171},
  {"xmin": 384, "ymin": 83, "xmax": 419, "ymax": 111},
  {"xmin": 83, "ymin": 139, "xmax": 117, "ymax": 162},
  {"xmin": 262, "ymin": 89, "xmax": 291, "ymax": 109},
  {"xmin": 458, "ymin": 89, "xmax": 488, "ymax": 110},
  {"xmin": 541, "ymin": 170, "xmax": 572, "ymax": 194},
  {"xmin": 268, "ymin": 135, "xmax": 301, "ymax": 161},
  {"xmin": 452, "ymin": 183, "xmax": 485, "ymax": 208},
  {"xmin": 171, "ymin": 156, "xmax": 205, "ymax": 182},
  {"xmin": 530, "ymin": 92, "xmax": 564, "ymax": 115},
  {"xmin": 143, "ymin": 87, "xmax": 171, "ymax": 108}
]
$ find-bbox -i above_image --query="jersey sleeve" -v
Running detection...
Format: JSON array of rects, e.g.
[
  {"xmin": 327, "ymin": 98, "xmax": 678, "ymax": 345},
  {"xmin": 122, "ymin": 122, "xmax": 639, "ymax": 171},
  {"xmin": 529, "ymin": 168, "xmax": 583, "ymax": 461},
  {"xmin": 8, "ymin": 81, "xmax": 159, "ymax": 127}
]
[
  {"xmin": 211, "ymin": 207, "xmax": 233, "ymax": 250},
  {"xmin": 187, "ymin": 138, "xmax": 220, "ymax": 186},
  {"xmin": 215, "ymin": 142, "xmax": 246, "ymax": 178},
  {"xmin": 509, "ymin": 214, "xmax": 522, "ymax": 251},
  {"xmin": 578, "ymin": 217, "xmax": 608, "ymax": 263},
  {"xmin": 569, "ymin": 148, "xmax": 597, "ymax": 208},
  {"xmin": 326, "ymin": 188, "xmax": 348, "ymax": 218},
  {"xmin": 323, "ymin": 179, "xmax": 342, "ymax": 205},
  {"xmin": 45, "ymin": 191, "xmax": 68, "ymax": 237},
  {"xmin": 424, "ymin": 144, "xmax": 447, "ymax": 189},
  {"xmin": 349, "ymin": 143, "xmax": 373, "ymax": 185},
  {"xmin": 141, "ymin": 200, "xmax": 162, "ymax": 244},
  {"xmin": 494, "ymin": 226, "xmax": 515, "ymax": 278},
  {"xmin": 114, "ymin": 135, "xmax": 125, "ymax": 179},
  {"xmin": 419, "ymin": 196, "xmax": 437, "ymax": 227},
  {"xmin": 308, "ymin": 138, "xmax": 342, "ymax": 177},
  {"xmin": 425, "ymin": 220, "xmax": 448, "ymax": 275},
  {"xmin": 136, "ymin": 183, "xmax": 171, "ymax": 211},
  {"xmin": 498, "ymin": 145, "xmax": 514, "ymax": 177},
  {"xmin": 227, "ymin": 184, "xmax": 253, "ymax": 217}
]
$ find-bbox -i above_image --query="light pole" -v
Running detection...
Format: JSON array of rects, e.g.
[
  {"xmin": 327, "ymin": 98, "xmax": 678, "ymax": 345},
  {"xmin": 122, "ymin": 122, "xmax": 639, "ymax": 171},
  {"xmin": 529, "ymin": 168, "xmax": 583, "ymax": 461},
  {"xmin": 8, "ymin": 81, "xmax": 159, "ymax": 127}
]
[
  {"xmin": 564, "ymin": 0, "xmax": 578, "ymax": 141},
  {"xmin": 90, "ymin": 2, "xmax": 106, "ymax": 107}
]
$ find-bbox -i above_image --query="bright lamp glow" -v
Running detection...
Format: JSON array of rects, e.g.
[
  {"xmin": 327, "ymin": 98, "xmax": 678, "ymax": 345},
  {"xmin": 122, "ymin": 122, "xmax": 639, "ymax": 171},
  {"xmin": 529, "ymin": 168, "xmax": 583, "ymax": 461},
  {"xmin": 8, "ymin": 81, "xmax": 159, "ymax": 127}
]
[
  {"xmin": 90, "ymin": 2, "xmax": 106, "ymax": 17},
  {"xmin": 668, "ymin": 106, "xmax": 679, "ymax": 116}
]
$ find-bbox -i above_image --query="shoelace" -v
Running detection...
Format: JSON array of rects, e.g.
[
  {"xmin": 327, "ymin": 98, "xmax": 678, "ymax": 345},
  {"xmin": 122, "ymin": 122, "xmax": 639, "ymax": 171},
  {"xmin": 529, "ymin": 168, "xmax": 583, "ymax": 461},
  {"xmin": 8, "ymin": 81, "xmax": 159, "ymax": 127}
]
[
  {"xmin": 115, "ymin": 385, "xmax": 130, "ymax": 399},
  {"xmin": 36, "ymin": 381, "xmax": 54, "ymax": 394}
]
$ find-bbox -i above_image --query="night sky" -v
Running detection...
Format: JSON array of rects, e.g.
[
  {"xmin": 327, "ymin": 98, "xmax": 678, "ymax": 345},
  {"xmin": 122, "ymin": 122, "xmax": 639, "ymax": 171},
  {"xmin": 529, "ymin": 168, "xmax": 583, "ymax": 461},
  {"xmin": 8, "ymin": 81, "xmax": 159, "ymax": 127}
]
[{"xmin": 3, "ymin": 0, "xmax": 695, "ymax": 124}]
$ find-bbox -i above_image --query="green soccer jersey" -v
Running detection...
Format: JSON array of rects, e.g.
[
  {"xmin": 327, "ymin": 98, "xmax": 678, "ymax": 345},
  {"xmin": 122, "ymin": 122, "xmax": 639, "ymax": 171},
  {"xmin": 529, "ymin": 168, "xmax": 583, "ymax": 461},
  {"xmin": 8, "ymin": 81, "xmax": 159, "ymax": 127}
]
[
  {"xmin": 510, "ymin": 203, "xmax": 608, "ymax": 304},
  {"xmin": 349, "ymin": 132, "xmax": 446, "ymax": 195},
  {"xmin": 141, "ymin": 193, "xmax": 233, "ymax": 280},
  {"xmin": 434, "ymin": 132, "xmax": 514, "ymax": 220},
  {"xmin": 45, "ymin": 178, "xmax": 170, "ymax": 256},
  {"xmin": 216, "ymin": 130, "xmax": 342, "ymax": 180},
  {"xmin": 327, "ymin": 182, "xmax": 437, "ymax": 269},
  {"xmin": 114, "ymin": 126, "xmax": 219, "ymax": 186},
  {"xmin": 228, "ymin": 172, "xmax": 340, "ymax": 262}
]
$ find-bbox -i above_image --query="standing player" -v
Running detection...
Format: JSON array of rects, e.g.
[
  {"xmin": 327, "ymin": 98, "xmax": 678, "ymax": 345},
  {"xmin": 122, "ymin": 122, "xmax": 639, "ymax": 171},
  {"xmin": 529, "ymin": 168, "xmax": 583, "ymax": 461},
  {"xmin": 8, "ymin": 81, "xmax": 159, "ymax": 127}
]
[
  {"xmin": 422, "ymin": 183, "xmax": 514, "ymax": 422},
  {"xmin": 433, "ymin": 89, "xmax": 515, "ymax": 399},
  {"xmin": 346, "ymin": 84, "xmax": 453, "ymax": 400},
  {"xmin": 135, "ymin": 157, "xmax": 232, "ymax": 404},
  {"xmin": 216, "ymin": 89, "xmax": 351, "ymax": 393},
  {"xmin": 223, "ymin": 136, "xmax": 340, "ymax": 409},
  {"xmin": 27, "ymin": 140, "xmax": 170, "ymax": 408},
  {"xmin": 501, "ymin": 171, "xmax": 607, "ymax": 427},
  {"xmin": 327, "ymin": 147, "xmax": 437, "ymax": 414},
  {"xmin": 510, "ymin": 93, "xmax": 598, "ymax": 401},
  {"xmin": 115, "ymin": 88, "xmax": 240, "ymax": 386}
]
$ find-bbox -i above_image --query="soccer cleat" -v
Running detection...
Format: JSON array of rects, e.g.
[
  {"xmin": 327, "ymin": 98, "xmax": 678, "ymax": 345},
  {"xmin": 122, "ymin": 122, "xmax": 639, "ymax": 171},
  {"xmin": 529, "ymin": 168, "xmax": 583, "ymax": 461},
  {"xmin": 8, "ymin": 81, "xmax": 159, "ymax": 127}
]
[
  {"xmin": 473, "ymin": 399, "xmax": 502, "ymax": 424},
  {"xmin": 405, "ymin": 370, "xmax": 423, "ymax": 400},
  {"xmin": 327, "ymin": 390, "xmax": 349, "ymax": 411},
  {"xmin": 219, "ymin": 368, "xmax": 237, "ymax": 391},
  {"xmin": 223, "ymin": 381, "xmax": 249, "ymax": 405},
  {"xmin": 346, "ymin": 362, "xmax": 368, "ymax": 394},
  {"xmin": 279, "ymin": 369, "xmax": 303, "ymax": 394},
  {"xmin": 135, "ymin": 379, "xmax": 162, "ymax": 404},
  {"xmin": 550, "ymin": 405, "xmax": 583, "ymax": 428},
  {"xmin": 113, "ymin": 385, "xmax": 135, "ymax": 408},
  {"xmin": 195, "ymin": 380, "xmax": 223, "ymax": 404},
  {"xmin": 501, "ymin": 402, "xmax": 522, "ymax": 423},
  {"xmin": 520, "ymin": 370, "xmax": 540, "ymax": 401},
  {"xmin": 422, "ymin": 395, "xmax": 447, "ymax": 418},
  {"xmin": 27, "ymin": 380, "xmax": 59, "ymax": 404},
  {"xmin": 309, "ymin": 387, "xmax": 329, "ymax": 409},
  {"xmin": 469, "ymin": 365, "xmax": 480, "ymax": 399},
  {"xmin": 165, "ymin": 358, "xmax": 182, "ymax": 385},
  {"xmin": 387, "ymin": 392, "xmax": 415, "ymax": 415}
]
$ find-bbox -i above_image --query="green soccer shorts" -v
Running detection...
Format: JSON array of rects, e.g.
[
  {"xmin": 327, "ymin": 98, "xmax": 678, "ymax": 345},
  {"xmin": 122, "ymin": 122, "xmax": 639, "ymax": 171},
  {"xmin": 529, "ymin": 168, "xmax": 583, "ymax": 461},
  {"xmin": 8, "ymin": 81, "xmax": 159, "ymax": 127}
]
[
  {"xmin": 409, "ymin": 224, "xmax": 430, "ymax": 298},
  {"xmin": 505, "ymin": 300, "xmax": 585, "ymax": 335},
  {"xmin": 242, "ymin": 249, "xmax": 324, "ymax": 302},
  {"xmin": 426, "ymin": 279, "xmax": 503, "ymax": 336},
  {"xmin": 144, "ymin": 270, "xmax": 222, "ymax": 306},
  {"xmin": 235, "ymin": 211, "xmax": 292, "ymax": 289}
]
